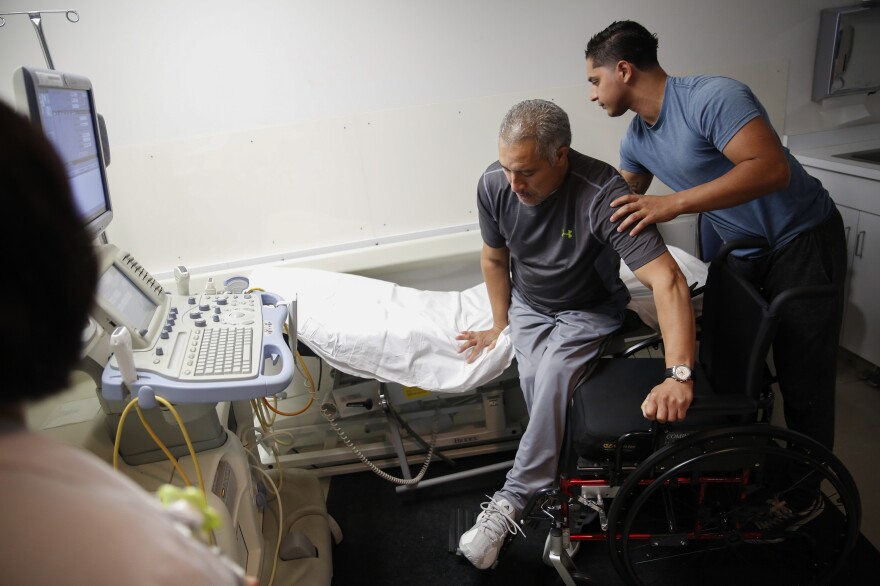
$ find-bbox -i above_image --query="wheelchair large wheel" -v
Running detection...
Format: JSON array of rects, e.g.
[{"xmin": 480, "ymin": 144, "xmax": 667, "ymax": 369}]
[{"xmin": 605, "ymin": 425, "xmax": 861, "ymax": 586}]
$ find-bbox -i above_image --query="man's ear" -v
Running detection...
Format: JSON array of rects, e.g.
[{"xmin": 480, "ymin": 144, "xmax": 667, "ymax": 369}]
[
  {"xmin": 616, "ymin": 60, "xmax": 634, "ymax": 83},
  {"xmin": 555, "ymin": 145, "xmax": 570, "ymax": 167}
]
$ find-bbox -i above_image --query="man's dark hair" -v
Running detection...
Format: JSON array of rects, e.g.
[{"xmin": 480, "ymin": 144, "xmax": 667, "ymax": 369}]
[
  {"xmin": 0, "ymin": 100, "xmax": 98, "ymax": 403},
  {"xmin": 585, "ymin": 20, "xmax": 660, "ymax": 70}
]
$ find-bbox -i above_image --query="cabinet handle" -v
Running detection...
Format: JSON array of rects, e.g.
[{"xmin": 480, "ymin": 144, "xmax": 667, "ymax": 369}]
[
  {"xmin": 845, "ymin": 226, "xmax": 851, "ymax": 244},
  {"xmin": 855, "ymin": 230, "xmax": 866, "ymax": 258}
]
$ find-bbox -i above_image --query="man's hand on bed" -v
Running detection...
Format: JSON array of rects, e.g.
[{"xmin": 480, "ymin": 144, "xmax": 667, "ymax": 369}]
[
  {"xmin": 456, "ymin": 326, "xmax": 504, "ymax": 364},
  {"xmin": 641, "ymin": 378, "xmax": 693, "ymax": 423}
]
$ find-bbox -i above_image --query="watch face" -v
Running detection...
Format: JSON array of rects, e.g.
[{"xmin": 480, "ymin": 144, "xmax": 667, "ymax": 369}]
[{"xmin": 673, "ymin": 365, "xmax": 692, "ymax": 380}]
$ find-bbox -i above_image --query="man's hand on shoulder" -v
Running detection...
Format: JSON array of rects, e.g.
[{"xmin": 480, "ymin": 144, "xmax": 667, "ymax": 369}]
[{"xmin": 610, "ymin": 193, "xmax": 680, "ymax": 237}]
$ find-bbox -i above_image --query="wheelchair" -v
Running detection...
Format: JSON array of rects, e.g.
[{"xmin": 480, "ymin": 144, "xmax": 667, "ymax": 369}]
[{"xmin": 520, "ymin": 240, "xmax": 862, "ymax": 586}]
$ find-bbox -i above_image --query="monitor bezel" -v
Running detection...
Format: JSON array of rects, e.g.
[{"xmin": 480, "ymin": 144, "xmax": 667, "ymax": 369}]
[{"xmin": 13, "ymin": 66, "xmax": 114, "ymax": 239}]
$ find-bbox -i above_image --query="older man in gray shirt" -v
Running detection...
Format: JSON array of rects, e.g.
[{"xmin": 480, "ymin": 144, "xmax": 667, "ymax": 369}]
[{"xmin": 456, "ymin": 99, "xmax": 696, "ymax": 570}]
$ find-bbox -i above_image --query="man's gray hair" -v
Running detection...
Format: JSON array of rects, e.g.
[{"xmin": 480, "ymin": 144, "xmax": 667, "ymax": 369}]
[{"xmin": 499, "ymin": 99, "xmax": 572, "ymax": 164}]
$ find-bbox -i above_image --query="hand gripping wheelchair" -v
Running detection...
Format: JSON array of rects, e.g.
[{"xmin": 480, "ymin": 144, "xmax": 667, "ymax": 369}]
[{"xmin": 520, "ymin": 241, "xmax": 862, "ymax": 586}]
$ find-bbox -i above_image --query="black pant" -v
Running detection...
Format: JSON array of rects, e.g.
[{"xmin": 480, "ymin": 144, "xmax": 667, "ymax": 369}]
[{"xmin": 726, "ymin": 207, "xmax": 847, "ymax": 451}]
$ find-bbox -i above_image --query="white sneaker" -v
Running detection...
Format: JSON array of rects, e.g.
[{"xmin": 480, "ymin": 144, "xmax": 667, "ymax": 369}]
[{"xmin": 459, "ymin": 496, "xmax": 524, "ymax": 570}]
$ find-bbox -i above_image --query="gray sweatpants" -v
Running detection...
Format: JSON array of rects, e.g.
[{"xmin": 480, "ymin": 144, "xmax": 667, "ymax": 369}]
[{"xmin": 496, "ymin": 288, "xmax": 625, "ymax": 514}]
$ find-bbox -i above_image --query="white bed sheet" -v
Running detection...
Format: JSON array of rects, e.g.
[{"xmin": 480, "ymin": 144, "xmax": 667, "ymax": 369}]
[
  {"xmin": 248, "ymin": 245, "xmax": 707, "ymax": 394},
  {"xmin": 249, "ymin": 266, "xmax": 514, "ymax": 394}
]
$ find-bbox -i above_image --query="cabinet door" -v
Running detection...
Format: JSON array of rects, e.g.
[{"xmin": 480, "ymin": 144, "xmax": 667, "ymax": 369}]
[
  {"xmin": 837, "ymin": 204, "xmax": 860, "ymax": 329},
  {"xmin": 841, "ymin": 210, "xmax": 880, "ymax": 366}
]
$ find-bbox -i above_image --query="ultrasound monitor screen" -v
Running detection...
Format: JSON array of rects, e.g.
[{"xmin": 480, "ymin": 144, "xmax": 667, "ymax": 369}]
[
  {"xmin": 36, "ymin": 86, "xmax": 107, "ymax": 226},
  {"xmin": 14, "ymin": 68, "xmax": 113, "ymax": 238}
]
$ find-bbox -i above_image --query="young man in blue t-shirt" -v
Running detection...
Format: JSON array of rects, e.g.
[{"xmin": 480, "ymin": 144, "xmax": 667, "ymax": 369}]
[{"xmin": 585, "ymin": 20, "xmax": 846, "ymax": 531}]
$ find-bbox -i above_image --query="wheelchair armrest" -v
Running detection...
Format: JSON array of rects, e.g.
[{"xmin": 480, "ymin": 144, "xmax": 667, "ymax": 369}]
[
  {"xmin": 688, "ymin": 394, "xmax": 757, "ymax": 416},
  {"xmin": 615, "ymin": 334, "xmax": 662, "ymax": 358}
]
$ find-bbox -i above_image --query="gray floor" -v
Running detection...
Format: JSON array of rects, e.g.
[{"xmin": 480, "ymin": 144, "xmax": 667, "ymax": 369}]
[{"xmin": 828, "ymin": 351, "xmax": 880, "ymax": 549}]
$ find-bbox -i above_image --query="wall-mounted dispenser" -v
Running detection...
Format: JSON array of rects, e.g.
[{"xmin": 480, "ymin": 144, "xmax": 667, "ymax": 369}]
[{"xmin": 812, "ymin": 2, "xmax": 880, "ymax": 102}]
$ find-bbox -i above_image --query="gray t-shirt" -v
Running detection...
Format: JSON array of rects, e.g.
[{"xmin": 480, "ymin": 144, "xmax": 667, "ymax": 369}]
[
  {"xmin": 477, "ymin": 149, "xmax": 667, "ymax": 314},
  {"xmin": 620, "ymin": 75, "xmax": 834, "ymax": 253}
]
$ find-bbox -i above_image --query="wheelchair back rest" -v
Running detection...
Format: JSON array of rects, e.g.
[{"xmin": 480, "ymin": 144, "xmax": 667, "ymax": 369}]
[{"xmin": 697, "ymin": 260, "xmax": 778, "ymax": 401}]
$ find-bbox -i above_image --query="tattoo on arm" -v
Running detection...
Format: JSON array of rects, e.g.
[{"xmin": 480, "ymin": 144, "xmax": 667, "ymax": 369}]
[{"xmin": 628, "ymin": 176, "xmax": 650, "ymax": 194}]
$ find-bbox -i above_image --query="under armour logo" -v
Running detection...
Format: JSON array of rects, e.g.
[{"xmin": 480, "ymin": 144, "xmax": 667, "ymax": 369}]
[{"xmin": 561, "ymin": 229, "xmax": 573, "ymax": 239}]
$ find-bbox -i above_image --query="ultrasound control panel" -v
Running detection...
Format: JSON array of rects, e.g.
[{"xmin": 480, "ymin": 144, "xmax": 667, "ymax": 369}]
[
  {"xmin": 129, "ymin": 292, "xmax": 266, "ymax": 382},
  {"xmin": 97, "ymin": 244, "xmax": 293, "ymax": 404}
]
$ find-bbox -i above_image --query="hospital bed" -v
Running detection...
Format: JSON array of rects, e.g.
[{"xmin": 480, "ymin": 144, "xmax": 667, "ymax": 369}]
[{"xmin": 244, "ymin": 246, "xmax": 709, "ymax": 486}]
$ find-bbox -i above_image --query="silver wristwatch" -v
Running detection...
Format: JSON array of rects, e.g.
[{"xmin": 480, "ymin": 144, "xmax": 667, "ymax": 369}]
[{"xmin": 664, "ymin": 364, "xmax": 693, "ymax": 383}]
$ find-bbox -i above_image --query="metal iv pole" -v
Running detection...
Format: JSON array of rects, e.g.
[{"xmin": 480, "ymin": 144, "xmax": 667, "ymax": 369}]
[
  {"xmin": 1, "ymin": 8, "xmax": 111, "ymax": 248},
  {"xmin": 1, "ymin": 10, "xmax": 112, "ymax": 245},
  {"xmin": 0, "ymin": 9, "xmax": 80, "ymax": 70}
]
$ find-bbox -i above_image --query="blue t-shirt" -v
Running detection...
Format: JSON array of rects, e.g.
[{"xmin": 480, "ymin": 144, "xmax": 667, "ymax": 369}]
[
  {"xmin": 478, "ymin": 149, "xmax": 667, "ymax": 314},
  {"xmin": 620, "ymin": 75, "xmax": 834, "ymax": 253}
]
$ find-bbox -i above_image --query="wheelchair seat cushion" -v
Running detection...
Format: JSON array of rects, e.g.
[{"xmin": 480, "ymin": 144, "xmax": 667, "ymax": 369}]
[
  {"xmin": 569, "ymin": 358, "xmax": 743, "ymax": 462},
  {"xmin": 570, "ymin": 359, "xmax": 661, "ymax": 461}
]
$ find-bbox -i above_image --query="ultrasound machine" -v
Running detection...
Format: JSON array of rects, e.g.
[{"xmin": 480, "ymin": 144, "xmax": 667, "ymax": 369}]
[{"xmin": 13, "ymin": 66, "xmax": 329, "ymax": 584}]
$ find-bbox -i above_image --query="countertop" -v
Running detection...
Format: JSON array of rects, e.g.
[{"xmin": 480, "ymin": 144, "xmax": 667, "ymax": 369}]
[{"xmin": 787, "ymin": 123, "xmax": 880, "ymax": 182}]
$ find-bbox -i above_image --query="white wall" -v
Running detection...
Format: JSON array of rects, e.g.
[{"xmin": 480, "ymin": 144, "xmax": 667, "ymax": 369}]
[{"xmin": 0, "ymin": 0, "xmax": 873, "ymax": 278}]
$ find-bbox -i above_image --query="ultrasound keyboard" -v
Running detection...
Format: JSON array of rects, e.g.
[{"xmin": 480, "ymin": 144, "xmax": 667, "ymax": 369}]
[
  {"xmin": 102, "ymin": 290, "xmax": 293, "ymax": 404},
  {"xmin": 194, "ymin": 327, "xmax": 254, "ymax": 376}
]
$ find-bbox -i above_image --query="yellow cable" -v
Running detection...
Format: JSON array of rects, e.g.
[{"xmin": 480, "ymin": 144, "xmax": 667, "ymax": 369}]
[
  {"xmin": 261, "ymin": 351, "xmax": 315, "ymax": 416},
  {"xmin": 250, "ymin": 398, "xmax": 286, "ymax": 494},
  {"xmin": 243, "ymin": 447, "xmax": 283, "ymax": 506},
  {"xmin": 252, "ymin": 399, "xmax": 269, "ymax": 429},
  {"xmin": 113, "ymin": 397, "xmax": 211, "ymax": 541},
  {"xmin": 264, "ymin": 429, "xmax": 294, "ymax": 447},
  {"xmin": 251, "ymin": 465, "xmax": 282, "ymax": 586},
  {"xmin": 134, "ymin": 402, "xmax": 193, "ymax": 486},
  {"xmin": 112, "ymin": 397, "xmax": 140, "ymax": 471},
  {"xmin": 296, "ymin": 351, "xmax": 316, "ymax": 402},
  {"xmin": 113, "ymin": 396, "xmax": 204, "ymax": 493},
  {"xmin": 261, "ymin": 395, "xmax": 312, "ymax": 417},
  {"xmin": 154, "ymin": 396, "xmax": 207, "ymax": 500},
  {"xmin": 262, "ymin": 396, "xmax": 278, "ymax": 426},
  {"xmin": 254, "ymin": 350, "xmax": 313, "ymax": 492}
]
